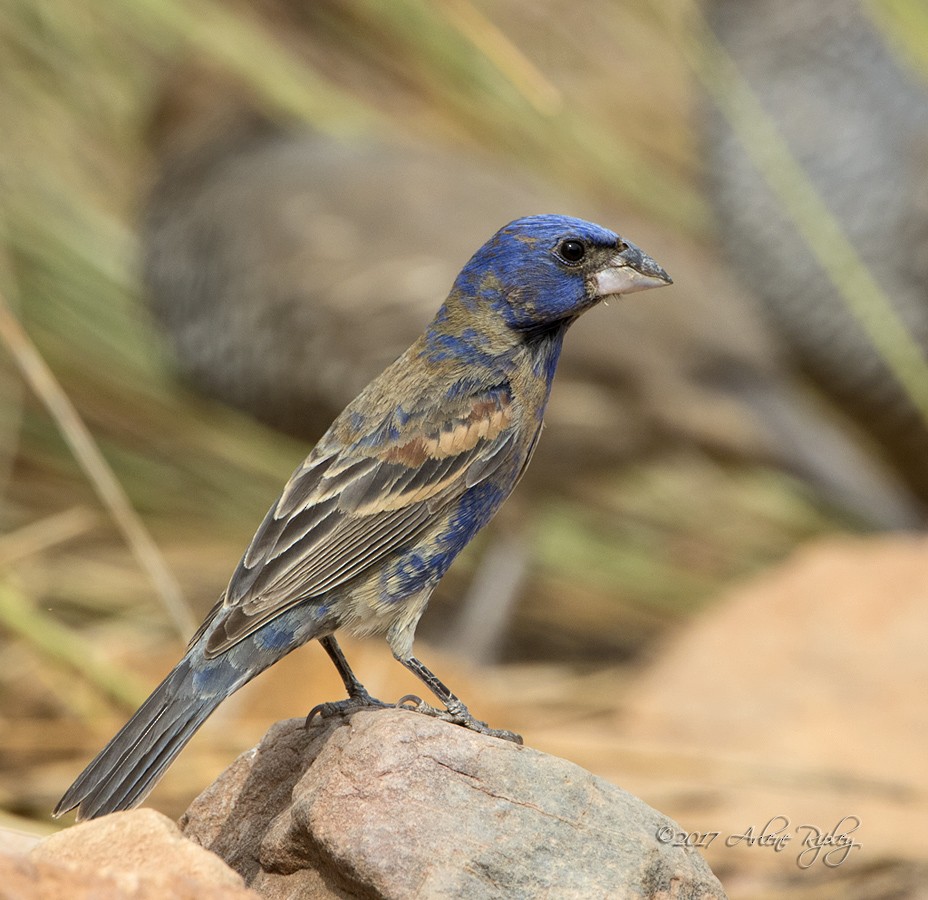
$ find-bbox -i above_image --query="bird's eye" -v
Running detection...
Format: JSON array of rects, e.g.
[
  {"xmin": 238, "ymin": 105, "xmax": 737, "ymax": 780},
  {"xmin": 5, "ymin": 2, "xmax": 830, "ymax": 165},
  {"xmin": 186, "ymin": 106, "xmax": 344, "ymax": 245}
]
[
  {"xmin": 557, "ymin": 239, "xmax": 586, "ymax": 264},
  {"xmin": 616, "ymin": 240, "xmax": 629, "ymax": 253}
]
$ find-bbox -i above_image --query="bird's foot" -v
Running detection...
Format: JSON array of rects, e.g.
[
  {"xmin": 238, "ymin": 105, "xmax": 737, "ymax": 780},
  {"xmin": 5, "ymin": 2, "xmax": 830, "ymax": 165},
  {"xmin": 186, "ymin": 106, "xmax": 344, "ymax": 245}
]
[
  {"xmin": 395, "ymin": 694, "xmax": 523, "ymax": 744},
  {"xmin": 306, "ymin": 691, "xmax": 522, "ymax": 744},
  {"xmin": 305, "ymin": 687, "xmax": 390, "ymax": 727}
]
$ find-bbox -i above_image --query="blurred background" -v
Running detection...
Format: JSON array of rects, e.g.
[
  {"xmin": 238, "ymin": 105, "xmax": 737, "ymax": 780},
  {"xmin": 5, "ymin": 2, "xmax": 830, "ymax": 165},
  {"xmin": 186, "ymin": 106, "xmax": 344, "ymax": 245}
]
[{"xmin": 2, "ymin": 0, "xmax": 927, "ymax": 896}]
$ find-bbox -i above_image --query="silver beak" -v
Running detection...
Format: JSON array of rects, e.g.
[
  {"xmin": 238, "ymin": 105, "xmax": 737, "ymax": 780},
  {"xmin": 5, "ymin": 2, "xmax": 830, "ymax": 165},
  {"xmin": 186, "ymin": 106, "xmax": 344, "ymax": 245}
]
[{"xmin": 594, "ymin": 241, "xmax": 672, "ymax": 298}]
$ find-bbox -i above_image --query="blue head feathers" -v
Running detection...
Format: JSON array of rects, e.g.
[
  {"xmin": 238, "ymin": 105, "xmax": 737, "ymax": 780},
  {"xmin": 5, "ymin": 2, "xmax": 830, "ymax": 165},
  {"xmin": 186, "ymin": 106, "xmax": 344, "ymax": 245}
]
[{"xmin": 448, "ymin": 215, "xmax": 670, "ymax": 332}]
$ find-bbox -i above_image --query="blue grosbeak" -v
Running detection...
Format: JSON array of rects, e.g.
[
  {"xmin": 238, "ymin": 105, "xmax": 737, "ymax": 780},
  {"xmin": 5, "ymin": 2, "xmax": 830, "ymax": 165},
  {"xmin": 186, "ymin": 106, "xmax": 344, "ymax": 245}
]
[{"xmin": 55, "ymin": 215, "xmax": 670, "ymax": 820}]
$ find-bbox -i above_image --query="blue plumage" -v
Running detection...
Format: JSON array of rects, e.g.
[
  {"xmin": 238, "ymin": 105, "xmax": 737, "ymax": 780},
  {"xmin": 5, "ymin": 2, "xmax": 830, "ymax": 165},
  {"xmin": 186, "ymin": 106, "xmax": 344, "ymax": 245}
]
[{"xmin": 55, "ymin": 215, "xmax": 670, "ymax": 820}]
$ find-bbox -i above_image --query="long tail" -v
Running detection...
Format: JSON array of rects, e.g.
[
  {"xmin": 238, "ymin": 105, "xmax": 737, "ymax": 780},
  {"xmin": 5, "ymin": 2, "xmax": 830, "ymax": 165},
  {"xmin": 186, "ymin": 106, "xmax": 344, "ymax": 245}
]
[{"xmin": 54, "ymin": 655, "xmax": 228, "ymax": 820}]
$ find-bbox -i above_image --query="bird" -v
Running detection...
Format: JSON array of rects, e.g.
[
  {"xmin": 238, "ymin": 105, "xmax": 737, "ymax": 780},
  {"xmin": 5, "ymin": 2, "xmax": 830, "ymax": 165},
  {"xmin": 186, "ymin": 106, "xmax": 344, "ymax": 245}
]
[{"xmin": 55, "ymin": 214, "xmax": 671, "ymax": 820}]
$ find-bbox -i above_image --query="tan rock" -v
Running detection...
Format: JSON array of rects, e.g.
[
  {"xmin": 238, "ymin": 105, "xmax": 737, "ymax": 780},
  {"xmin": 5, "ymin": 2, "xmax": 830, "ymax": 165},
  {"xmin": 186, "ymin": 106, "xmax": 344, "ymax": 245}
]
[
  {"xmin": 619, "ymin": 534, "xmax": 928, "ymax": 884},
  {"xmin": 29, "ymin": 808, "xmax": 259, "ymax": 899},
  {"xmin": 0, "ymin": 850, "xmax": 119, "ymax": 900},
  {"xmin": 0, "ymin": 825, "xmax": 42, "ymax": 856}
]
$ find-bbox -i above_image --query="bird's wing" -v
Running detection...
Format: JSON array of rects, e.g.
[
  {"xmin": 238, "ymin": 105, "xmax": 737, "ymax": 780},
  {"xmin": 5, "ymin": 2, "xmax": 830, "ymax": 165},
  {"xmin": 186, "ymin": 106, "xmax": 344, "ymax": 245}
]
[{"xmin": 202, "ymin": 385, "xmax": 516, "ymax": 656}]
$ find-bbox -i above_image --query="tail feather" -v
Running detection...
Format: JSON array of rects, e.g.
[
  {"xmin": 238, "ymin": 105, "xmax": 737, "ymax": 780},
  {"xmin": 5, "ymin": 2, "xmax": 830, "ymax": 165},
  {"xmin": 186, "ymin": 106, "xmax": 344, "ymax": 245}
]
[
  {"xmin": 78, "ymin": 698, "xmax": 214, "ymax": 819},
  {"xmin": 54, "ymin": 659, "xmax": 223, "ymax": 820}
]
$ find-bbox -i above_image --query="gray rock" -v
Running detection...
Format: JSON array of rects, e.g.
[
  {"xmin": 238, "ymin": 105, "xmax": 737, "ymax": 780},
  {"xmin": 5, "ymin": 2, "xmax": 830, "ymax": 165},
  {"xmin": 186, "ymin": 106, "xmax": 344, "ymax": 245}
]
[
  {"xmin": 705, "ymin": 0, "xmax": 928, "ymax": 504},
  {"xmin": 180, "ymin": 709, "xmax": 726, "ymax": 899}
]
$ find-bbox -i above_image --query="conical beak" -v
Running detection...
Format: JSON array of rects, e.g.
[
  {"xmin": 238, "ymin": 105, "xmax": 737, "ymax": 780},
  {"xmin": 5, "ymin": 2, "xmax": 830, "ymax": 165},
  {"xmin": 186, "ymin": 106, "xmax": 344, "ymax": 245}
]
[{"xmin": 593, "ymin": 241, "xmax": 672, "ymax": 298}]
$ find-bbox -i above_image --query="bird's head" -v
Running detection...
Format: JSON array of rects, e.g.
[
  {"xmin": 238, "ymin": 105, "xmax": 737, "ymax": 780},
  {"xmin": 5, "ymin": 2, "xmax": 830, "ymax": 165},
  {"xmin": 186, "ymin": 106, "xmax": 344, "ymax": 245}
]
[{"xmin": 450, "ymin": 214, "xmax": 672, "ymax": 333}]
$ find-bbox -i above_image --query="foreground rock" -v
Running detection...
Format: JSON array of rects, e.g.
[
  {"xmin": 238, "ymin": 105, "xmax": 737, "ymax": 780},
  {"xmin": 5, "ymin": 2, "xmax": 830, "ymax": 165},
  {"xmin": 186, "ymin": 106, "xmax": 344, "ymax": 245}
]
[
  {"xmin": 23, "ymin": 808, "xmax": 258, "ymax": 899},
  {"xmin": 181, "ymin": 709, "xmax": 726, "ymax": 899}
]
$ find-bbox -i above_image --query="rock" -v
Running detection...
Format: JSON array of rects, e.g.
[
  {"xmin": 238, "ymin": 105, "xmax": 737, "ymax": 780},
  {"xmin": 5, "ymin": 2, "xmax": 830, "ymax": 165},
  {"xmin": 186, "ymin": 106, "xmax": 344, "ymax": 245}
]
[
  {"xmin": 619, "ymin": 534, "xmax": 928, "ymax": 881},
  {"xmin": 181, "ymin": 709, "xmax": 726, "ymax": 899},
  {"xmin": 0, "ymin": 825, "xmax": 42, "ymax": 855},
  {"xmin": 705, "ymin": 0, "xmax": 928, "ymax": 505},
  {"xmin": 27, "ymin": 808, "xmax": 259, "ymax": 899},
  {"xmin": 0, "ymin": 851, "xmax": 116, "ymax": 900}
]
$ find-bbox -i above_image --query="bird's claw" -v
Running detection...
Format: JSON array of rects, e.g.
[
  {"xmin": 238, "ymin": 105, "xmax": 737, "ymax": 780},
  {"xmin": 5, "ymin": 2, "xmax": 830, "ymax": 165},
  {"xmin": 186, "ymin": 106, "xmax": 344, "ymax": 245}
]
[
  {"xmin": 305, "ymin": 692, "xmax": 522, "ymax": 743},
  {"xmin": 304, "ymin": 691, "xmax": 390, "ymax": 728},
  {"xmin": 396, "ymin": 693, "xmax": 426, "ymax": 709},
  {"xmin": 454, "ymin": 716, "xmax": 523, "ymax": 745},
  {"xmin": 395, "ymin": 695, "xmax": 524, "ymax": 744}
]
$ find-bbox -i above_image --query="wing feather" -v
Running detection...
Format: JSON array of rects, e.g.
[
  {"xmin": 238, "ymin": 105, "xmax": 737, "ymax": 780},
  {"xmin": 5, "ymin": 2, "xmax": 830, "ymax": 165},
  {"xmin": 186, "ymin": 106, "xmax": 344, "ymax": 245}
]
[{"xmin": 204, "ymin": 384, "xmax": 517, "ymax": 657}]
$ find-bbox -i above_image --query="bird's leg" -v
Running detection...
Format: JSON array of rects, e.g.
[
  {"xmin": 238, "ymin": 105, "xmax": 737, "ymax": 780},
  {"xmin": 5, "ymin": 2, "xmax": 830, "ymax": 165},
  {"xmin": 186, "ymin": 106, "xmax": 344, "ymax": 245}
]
[
  {"xmin": 395, "ymin": 654, "xmax": 523, "ymax": 745},
  {"xmin": 305, "ymin": 635, "xmax": 390, "ymax": 726},
  {"xmin": 306, "ymin": 639, "xmax": 522, "ymax": 745},
  {"xmin": 320, "ymin": 635, "xmax": 381, "ymax": 703}
]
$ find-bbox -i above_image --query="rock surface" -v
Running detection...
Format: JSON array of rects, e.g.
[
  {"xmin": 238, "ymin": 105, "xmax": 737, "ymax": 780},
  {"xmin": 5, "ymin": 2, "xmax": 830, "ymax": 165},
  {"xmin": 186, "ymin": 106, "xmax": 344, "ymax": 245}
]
[
  {"xmin": 181, "ymin": 709, "xmax": 726, "ymax": 899},
  {"xmin": 0, "ymin": 825, "xmax": 42, "ymax": 856},
  {"xmin": 617, "ymin": 534, "xmax": 928, "ymax": 886},
  {"xmin": 24, "ymin": 808, "xmax": 259, "ymax": 899}
]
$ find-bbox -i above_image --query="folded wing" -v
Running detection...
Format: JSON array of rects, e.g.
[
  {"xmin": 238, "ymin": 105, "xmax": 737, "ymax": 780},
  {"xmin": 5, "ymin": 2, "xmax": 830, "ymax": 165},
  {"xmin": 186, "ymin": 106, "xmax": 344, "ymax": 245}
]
[{"xmin": 203, "ymin": 385, "xmax": 515, "ymax": 656}]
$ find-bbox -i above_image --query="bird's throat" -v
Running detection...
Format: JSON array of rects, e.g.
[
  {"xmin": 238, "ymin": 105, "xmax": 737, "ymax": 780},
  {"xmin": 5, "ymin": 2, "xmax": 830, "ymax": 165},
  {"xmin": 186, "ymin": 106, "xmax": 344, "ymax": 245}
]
[{"xmin": 523, "ymin": 321, "xmax": 568, "ymax": 386}]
